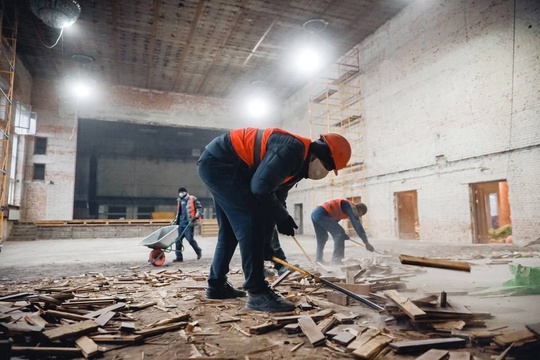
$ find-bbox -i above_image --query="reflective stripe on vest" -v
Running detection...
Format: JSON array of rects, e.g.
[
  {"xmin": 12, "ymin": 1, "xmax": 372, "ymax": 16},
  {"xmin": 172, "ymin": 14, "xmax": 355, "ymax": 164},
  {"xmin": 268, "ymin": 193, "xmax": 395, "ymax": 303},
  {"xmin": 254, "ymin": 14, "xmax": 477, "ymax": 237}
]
[
  {"xmin": 230, "ymin": 127, "xmax": 311, "ymax": 183},
  {"xmin": 321, "ymin": 198, "xmax": 352, "ymax": 221}
]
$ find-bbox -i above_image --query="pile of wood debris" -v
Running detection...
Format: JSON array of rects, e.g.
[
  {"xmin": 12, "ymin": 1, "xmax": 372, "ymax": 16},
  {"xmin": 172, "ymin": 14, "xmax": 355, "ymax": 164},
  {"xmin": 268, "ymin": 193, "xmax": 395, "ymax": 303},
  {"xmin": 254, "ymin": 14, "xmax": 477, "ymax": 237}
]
[{"xmin": 0, "ymin": 255, "xmax": 539, "ymax": 359}]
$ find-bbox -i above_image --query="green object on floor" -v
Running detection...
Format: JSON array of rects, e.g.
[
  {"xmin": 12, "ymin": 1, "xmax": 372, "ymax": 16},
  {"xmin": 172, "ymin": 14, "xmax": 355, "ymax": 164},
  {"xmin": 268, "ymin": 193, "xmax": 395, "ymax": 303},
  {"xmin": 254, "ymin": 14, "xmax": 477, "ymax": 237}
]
[{"xmin": 502, "ymin": 264, "xmax": 540, "ymax": 294}]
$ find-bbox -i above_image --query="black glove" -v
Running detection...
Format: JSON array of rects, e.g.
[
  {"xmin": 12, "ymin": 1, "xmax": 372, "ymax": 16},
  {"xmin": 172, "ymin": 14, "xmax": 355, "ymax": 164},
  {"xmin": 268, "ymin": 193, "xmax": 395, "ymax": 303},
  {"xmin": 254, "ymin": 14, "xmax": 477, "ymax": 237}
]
[
  {"xmin": 364, "ymin": 242, "xmax": 374, "ymax": 252},
  {"xmin": 276, "ymin": 216, "xmax": 298, "ymax": 236}
]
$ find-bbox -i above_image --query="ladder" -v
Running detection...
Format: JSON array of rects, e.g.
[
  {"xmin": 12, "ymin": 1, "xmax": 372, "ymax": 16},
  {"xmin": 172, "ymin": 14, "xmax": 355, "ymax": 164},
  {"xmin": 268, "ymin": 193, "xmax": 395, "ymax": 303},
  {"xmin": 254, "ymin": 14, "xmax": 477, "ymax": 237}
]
[{"xmin": 0, "ymin": 7, "xmax": 18, "ymax": 244}]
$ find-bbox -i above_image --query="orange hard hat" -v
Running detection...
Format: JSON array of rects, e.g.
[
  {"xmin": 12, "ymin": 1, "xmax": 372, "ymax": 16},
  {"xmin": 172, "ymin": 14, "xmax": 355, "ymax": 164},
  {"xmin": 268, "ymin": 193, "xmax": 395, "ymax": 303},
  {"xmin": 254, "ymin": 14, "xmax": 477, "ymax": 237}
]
[{"xmin": 320, "ymin": 133, "xmax": 351, "ymax": 175}]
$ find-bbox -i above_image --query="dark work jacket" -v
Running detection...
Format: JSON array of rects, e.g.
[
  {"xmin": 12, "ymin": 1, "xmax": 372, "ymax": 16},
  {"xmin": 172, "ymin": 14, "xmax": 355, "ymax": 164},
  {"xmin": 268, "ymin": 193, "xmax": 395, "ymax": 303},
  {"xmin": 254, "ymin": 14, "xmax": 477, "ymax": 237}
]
[{"xmin": 204, "ymin": 130, "xmax": 310, "ymax": 223}]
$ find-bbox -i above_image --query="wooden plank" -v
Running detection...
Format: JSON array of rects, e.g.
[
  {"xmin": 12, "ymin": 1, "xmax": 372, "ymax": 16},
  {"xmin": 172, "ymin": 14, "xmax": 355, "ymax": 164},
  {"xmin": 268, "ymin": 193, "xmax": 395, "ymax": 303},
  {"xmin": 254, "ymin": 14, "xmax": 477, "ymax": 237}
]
[
  {"xmin": 75, "ymin": 336, "xmax": 100, "ymax": 359},
  {"xmin": 25, "ymin": 313, "xmax": 49, "ymax": 327},
  {"xmin": 11, "ymin": 346, "xmax": 82, "ymax": 356},
  {"xmin": 0, "ymin": 293, "xmax": 30, "ymax": 301},
  {"xmin": 269, "ymin": 269, "xmax": 292, "ymax": 289},
  {"xmin": 45, "ymin": 309, "xmax": 89, "ymax": 322},
  {"xmin": 389, "ymin": 338, "xmax": 466, "ymax": 354},
  {"xmin": 0, "ymin": 322, "xmax": 43, "ymax": 334},
  {"xmin": 346, "ymin": 328, "xmax": 380, "ymax": 353},
  {"xmin": 333, "ymin": 331, "xmax": 356, "ymax": 346},
  {"xmin": 317, "ymin": 316, "xmax": 337, "ymax": 334},
  {"xmin": 90, "ymin": 334, "xmax": 143, "ymax": 343},
  {"xmin": 298, "ymin": 316, "xmax": 326, "ymax": 347},
  {"xmin": 327, "ymin": 291, "xmax": 349, "ymax": 306},
  {"xmin": 334, "ymin": 282, "xmax": 371, "ymax": 295},
  {"xmin": 352, "ymin": 334, "xmax": 393, "ymax": 359},
  {"xmin": 526, "ymin": 323, "xmax": 540, "ymax": 338},
  {"xmin": 273, "ymin": 309, "xmax": 334, "ymax": 325},
  {"xmin": 415, "ymin": 349, "xmax": 449, "ymax": 360},
  {"xmin": 493, "ymin": 329, "xmax": 535, "ymax": 347},
  {"xmin": 311, "ymin": 89, "xmax": 337, "ymax": 103},
  {"xmin": 249, "ymin": 321, "xmax": 284, "ymax": 334},
  {"xmin": 94, "ymin": 311, "xmax": 115, "ymax": 326},
  {"xmin": 384, "ymin": 290, "xmax": 427, "ymax": 320},
  {"xmin": 399, "ymin": 254, "xmax": 471, "ymax": 272},
  {"xmin": 135, "ymin": 322, "xmax": 187, "ymax": 338},
  {"xmin": 43, "ymin": 319, "xmax": 98, "ymax": 342},
  {"xmin": 448, "ymin": 352, "xmax": 471, "ymax": 360},
  {"xmin": 83, "ymin": 302, "xmax": 126, "ymax": 318}
]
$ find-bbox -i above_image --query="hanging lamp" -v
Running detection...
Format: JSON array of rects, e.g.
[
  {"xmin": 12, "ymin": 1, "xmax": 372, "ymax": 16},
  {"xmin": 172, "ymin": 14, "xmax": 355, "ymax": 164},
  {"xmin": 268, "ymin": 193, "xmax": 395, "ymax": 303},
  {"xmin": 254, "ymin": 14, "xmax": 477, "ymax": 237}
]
[{"xmin": 29, "ymin": 0, "xmax": 81, "ymax": 28}]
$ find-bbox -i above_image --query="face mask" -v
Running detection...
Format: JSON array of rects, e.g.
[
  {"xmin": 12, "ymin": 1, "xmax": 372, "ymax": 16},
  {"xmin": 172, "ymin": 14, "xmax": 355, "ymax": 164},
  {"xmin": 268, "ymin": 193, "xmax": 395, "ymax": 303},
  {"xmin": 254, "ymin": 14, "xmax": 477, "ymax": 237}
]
[
  {"xmin": 179, "ymin": 192, "xmax": 187, "ymax": 198},
  {"xmin": 308, "ymin": 157, "xmax": 329, "ymax": 180}
]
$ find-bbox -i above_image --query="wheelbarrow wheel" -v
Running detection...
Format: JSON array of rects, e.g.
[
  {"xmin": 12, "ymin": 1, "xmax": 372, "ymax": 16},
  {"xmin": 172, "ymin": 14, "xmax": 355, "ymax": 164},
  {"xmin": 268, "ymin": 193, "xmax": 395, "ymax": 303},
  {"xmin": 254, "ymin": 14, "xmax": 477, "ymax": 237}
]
[{"xmin": 149, "ymin": 249, "xmax": 166, "ymax": 266}]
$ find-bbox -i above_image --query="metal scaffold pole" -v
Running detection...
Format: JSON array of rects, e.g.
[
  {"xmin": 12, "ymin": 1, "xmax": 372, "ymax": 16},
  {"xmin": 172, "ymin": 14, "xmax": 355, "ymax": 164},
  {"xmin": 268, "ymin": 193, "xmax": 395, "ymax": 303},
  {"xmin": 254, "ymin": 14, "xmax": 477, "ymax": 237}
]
[{"xmin": 308, "ymin": 47, "xmax": 368, "ymax": 231}]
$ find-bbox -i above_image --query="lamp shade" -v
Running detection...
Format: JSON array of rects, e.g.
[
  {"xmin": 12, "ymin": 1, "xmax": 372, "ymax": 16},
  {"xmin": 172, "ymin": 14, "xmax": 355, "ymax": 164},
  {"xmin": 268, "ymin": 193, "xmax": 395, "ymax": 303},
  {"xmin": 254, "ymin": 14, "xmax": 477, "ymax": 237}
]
[{"xmin": 30, "ymin": 0, "xmax": 81, "ymax": 28}]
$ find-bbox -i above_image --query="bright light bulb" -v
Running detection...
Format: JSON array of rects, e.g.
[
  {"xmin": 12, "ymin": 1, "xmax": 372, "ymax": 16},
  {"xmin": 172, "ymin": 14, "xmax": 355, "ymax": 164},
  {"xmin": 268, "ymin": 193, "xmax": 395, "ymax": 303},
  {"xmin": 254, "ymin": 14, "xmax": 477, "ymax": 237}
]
[
  {"xmin": 295, "ymin": 45, "xmax": 323, "ymax": 74},
  {"xmin": 246, "ymin": 96, "xmax": 270, "ymax": 118}
]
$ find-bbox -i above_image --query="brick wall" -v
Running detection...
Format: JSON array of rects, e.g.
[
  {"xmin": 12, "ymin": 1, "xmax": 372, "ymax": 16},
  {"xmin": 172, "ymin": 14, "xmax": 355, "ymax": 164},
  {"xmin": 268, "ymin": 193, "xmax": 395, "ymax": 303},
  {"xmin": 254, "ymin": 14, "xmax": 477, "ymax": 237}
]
[{"xmin": 285, "ymin": 0, "xmax": 539, "ymax": 246}]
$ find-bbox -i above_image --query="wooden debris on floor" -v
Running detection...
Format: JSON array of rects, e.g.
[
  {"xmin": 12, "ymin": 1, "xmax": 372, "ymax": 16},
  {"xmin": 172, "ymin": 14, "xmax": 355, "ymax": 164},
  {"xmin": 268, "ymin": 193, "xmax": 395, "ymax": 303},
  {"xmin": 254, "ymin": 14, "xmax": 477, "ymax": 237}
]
[{"xmin": 0, "ymin": 256, "xmax": 538, "ymax": 359}]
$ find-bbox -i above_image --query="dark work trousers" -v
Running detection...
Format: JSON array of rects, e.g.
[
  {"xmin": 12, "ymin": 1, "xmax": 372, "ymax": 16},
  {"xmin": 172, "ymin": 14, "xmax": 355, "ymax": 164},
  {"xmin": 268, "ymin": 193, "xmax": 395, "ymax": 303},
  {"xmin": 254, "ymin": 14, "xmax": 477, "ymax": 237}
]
[
  {"xmin": 311, "ymin": 206, "xmax": 349, "ymax": 262},
  {"xmin": 197, "ymin": 150, "xmax": 270, "ymax": 293},
  {"xmin": 175, "ymin": 224, "xmax": 201, "ymax": 260}
]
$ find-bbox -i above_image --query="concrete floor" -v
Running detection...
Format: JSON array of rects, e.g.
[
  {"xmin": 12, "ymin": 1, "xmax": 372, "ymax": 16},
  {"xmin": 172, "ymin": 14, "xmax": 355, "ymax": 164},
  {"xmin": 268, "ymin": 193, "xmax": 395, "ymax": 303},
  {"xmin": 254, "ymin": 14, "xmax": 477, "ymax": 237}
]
[{"xmin": 1, "ymin": 234, "xmax": 539, "ymax": 332}]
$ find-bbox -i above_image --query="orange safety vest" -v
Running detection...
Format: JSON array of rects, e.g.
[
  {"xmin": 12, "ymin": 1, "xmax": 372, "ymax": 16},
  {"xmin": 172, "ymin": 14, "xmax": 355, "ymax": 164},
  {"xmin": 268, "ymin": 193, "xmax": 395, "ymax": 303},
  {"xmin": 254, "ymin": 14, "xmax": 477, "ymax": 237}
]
[
  {"xmin": 321, "ymin": 198, "xmax": 353, "ymax": 221},
  {"xmin": 230, "ymin": 127, "xmax": 311, "ymax": 183},
  {"xmin": 177, "ymin": 195, "xmax": 201, "ymax": 223}
]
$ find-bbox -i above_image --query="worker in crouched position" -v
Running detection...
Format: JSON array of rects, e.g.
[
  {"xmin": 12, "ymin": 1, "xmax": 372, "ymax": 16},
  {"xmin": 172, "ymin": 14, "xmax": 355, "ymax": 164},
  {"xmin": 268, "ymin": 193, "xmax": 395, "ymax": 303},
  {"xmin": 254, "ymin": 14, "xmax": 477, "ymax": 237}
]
[
  {"xmin": 197, "ymin": 127, "xmax": 351, "ymax": 312},
  {"xmin": 312, "ymin": 198, "xmax": 374, "ymax": 264}
]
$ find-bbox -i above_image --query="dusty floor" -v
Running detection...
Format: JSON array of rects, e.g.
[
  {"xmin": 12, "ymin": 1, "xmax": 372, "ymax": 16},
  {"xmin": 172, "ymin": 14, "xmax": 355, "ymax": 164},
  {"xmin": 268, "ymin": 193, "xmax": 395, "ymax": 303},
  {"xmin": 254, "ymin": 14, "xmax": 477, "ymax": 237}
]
[{"xmin": 1, "ymin": 234, "xmax": 539, "ymax": 359}]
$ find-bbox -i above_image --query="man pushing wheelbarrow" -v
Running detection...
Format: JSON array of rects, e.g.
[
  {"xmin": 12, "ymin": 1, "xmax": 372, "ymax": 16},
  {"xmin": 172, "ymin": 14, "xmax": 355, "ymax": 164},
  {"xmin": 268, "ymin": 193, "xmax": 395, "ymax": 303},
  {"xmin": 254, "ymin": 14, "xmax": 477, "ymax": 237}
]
[
  {"xmin": 139, "ymin": 187, "xmax": 203, "ymax": 266},
  {"xmin": 171, "ymin": 187, "xmax": 203, "ymax": 262}
]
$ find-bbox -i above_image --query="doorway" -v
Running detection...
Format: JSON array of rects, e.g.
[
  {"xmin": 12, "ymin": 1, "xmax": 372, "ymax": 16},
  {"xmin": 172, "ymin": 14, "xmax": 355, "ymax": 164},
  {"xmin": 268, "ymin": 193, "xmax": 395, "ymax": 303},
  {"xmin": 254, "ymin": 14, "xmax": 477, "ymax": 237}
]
[
  {"xmin": 471, "ymin": 180, "xmax": 512, "ymax": 243},
  {"xmin": 395, "ymin": 190, "xmax": 419, "ymax": 240}
]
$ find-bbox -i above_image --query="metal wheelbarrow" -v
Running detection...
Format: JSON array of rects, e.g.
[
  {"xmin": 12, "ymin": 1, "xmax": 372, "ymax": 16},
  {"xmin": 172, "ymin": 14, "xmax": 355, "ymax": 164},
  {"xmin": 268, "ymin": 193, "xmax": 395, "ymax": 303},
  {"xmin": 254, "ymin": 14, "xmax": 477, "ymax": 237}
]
[{"xmin": 139, "ymin": 221, "xmax": 194, "ymax": 266}]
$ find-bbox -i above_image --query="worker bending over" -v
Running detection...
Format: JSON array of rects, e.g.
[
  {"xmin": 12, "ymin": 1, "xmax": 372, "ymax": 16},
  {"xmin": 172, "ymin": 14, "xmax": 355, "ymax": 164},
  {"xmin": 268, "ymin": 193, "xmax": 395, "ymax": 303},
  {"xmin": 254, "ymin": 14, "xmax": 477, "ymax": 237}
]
[
  {"xmin": 311, "ymin": 198, "xmax": 374, "ymax": 264},
  {"xmin": 197, "ymin": 127, "xmax": 351, "ymax": 312}
]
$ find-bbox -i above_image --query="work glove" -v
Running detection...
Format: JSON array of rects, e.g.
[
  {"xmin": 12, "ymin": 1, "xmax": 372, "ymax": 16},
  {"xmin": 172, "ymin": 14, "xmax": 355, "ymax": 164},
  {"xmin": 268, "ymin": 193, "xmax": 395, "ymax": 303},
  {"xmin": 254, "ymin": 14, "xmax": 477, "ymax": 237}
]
[
  {"xmin": 276, "ymin": 216, "xmax": 298, "ymax": 236},
  {"xmin": 364, "ymin": 242, "xmax": 374, "ymax": 252}
]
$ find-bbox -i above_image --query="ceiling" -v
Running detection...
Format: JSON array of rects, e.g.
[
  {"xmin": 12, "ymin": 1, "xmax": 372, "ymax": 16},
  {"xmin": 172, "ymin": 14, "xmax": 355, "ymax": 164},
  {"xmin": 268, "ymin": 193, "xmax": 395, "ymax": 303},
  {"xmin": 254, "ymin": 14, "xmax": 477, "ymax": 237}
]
[{"xmin": 10, "ymin": 0, "xmax": 408, "ymax": 102}]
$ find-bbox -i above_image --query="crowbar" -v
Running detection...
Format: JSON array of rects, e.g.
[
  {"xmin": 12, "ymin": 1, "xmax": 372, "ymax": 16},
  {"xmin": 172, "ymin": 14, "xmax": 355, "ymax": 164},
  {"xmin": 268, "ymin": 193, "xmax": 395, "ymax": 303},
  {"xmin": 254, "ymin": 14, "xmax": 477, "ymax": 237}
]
[
  {"xmin": 272, "ymin": 256, "xmax": 384, "ymax": 311},
  {"xmin": 348, "ymin": 239, "xmax": 384, "ymax": 255}
]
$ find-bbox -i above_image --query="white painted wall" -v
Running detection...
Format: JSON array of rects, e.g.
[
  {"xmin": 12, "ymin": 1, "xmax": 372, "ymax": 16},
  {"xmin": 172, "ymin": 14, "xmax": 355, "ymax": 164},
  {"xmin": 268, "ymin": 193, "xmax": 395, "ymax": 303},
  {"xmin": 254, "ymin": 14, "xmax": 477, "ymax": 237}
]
[{"xmin": 284, "ymin": 0, "xmax": 540, "ymax": 246}]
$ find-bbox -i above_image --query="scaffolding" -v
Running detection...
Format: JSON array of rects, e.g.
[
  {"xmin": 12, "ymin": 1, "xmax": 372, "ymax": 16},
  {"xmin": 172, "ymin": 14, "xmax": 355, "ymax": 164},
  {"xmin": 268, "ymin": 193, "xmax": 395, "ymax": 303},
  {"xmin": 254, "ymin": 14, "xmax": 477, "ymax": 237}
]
[
  {"xmin": 308, "ymin": 47, "xmax": 367, "ymax": 230},
  {"xmin": 0, "ymin": 7, "xmax": 17, "ymax": 243}
]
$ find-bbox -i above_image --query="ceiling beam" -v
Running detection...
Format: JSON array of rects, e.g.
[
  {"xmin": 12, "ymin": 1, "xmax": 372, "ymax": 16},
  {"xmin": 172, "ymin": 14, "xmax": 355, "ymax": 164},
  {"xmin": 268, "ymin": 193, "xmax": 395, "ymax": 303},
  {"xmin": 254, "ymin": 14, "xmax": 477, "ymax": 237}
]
[
  {"xmin": 171, "ymin": 0, "xmax": 207, "ymax": 91},
  {"xmin": 145, "ymin": 0, "xmax": 161, "ymax": 88},
  {"xmin": 196, "ymin": 1, "xmax": 247, "ymax": 94}
]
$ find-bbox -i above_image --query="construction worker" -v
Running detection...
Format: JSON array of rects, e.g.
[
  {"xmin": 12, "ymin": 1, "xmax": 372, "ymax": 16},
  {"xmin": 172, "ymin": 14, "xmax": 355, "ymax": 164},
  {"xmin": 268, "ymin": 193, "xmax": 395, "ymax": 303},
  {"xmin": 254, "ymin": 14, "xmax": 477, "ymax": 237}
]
[
  {"xmin": 197, "ymin": 127, "xmax": 351, "ymax": 312},
  {"xmin": 311, "ymin": 199, "xmax": 374, "ymax": 264},
  {"xmin": 172, "ymin": 187, "xmax": 203, "ymax": 262}
]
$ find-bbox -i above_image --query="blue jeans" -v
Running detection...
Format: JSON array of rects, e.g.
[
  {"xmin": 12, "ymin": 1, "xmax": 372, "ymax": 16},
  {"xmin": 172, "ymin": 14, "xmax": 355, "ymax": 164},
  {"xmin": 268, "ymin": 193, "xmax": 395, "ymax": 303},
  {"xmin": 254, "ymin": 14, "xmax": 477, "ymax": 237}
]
[
  {"xmin": 197, "ymin": 150, "xmax": 271, "ymax": 293},
  {"xmin": 311, "ymin": 206, "xmax": 349, "ymax": 262},
  {"xmin": 175, "ymin": 224, "xmax": 201, "ymax": 260}
]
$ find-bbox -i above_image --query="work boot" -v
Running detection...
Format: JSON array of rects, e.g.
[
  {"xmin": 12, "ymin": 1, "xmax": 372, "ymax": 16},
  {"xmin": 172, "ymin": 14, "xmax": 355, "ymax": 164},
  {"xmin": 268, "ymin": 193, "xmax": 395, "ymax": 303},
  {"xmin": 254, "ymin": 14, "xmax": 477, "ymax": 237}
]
[
  {"xmin": 173, "ymin": 257, "xmax": 183, "ymax": 262},
  {"xmin": 246, "ymin": 288, "xmax": 296, "ymax": 312},
  {"xmin": 196, "ymin": 250, "xmax": 202, "ymax": 260},
  {"xmin": 206, "ymin": 282, "xmax": 246, "ymax": 299}
]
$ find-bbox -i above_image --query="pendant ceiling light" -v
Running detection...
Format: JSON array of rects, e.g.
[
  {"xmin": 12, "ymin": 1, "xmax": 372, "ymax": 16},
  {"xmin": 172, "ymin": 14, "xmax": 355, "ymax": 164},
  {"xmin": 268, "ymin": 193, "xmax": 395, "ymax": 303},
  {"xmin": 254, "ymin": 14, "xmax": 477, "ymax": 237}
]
[{"xmin": 29, "ymin": 0, "xmax": 81, "ymax": 29}]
